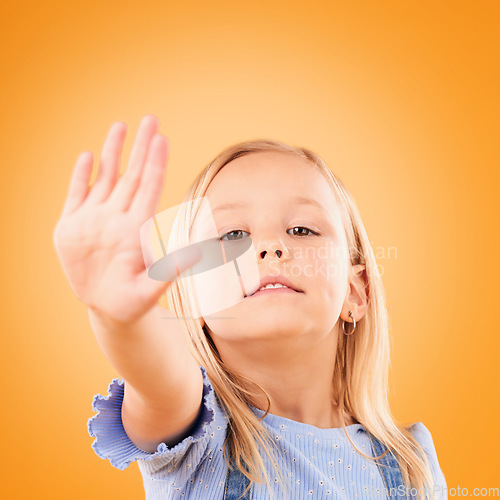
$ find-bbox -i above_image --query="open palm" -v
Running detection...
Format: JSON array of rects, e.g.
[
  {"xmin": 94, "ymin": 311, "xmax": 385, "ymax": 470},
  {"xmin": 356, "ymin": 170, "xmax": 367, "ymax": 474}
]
[{"xmin": 54, "ymin": 116, "xmax": 178, "ymax": 324}]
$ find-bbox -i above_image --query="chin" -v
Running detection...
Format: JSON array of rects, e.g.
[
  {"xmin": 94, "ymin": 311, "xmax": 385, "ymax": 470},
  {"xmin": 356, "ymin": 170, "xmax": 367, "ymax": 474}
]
[{"xmin": 247, "ymin": 318, "xmax": 304, "ymax": 338}]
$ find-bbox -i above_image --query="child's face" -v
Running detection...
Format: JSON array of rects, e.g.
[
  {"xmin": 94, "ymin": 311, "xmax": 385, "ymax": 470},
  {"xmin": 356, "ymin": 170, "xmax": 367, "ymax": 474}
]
[{"xmin": 202, "ymin": 151, "xmax": 352, "ymax": 344}]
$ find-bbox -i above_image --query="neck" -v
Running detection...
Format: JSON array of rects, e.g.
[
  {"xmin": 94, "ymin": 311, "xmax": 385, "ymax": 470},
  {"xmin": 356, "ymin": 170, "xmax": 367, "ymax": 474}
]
[{"xmin": 212, "ymin": 326, "xmax": 355, "ymax": 429}]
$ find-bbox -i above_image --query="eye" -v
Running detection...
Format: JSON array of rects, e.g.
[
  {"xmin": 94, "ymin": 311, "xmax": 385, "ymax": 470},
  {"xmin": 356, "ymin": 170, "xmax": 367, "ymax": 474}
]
[
  {"xmin": 219, "ymin": 229, "xmax": 249, "ymax": 241},
  {"xmin": 219, "ymin": 226, "xmax": 319, "ymax": 241},
  {"xmin": 288, "ymin": 226, "xmax": 319, "ymax": 237}
]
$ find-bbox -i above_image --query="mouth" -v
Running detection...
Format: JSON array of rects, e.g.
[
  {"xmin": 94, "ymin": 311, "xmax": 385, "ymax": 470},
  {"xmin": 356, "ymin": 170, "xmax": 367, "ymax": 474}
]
[
  {"xmin": 246, "ymin": 286, "xmax": 303, "ymax": 299},
  {"xmin": 244, "ymin": 274, "xmax": 304, "ymax": 298}
]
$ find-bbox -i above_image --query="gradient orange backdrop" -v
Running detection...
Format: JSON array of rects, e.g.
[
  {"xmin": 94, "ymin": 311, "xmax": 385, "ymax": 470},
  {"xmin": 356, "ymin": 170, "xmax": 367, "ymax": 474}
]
[{"xmin": 1, "ymin": 0, "xmax": 499, "ymax": 498}]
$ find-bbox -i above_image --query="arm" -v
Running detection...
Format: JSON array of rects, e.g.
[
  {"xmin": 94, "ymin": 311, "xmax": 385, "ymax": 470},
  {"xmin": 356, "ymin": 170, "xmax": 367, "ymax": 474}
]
[
  {"xmin": 89, "ymin": 304, "xmax": 204, "ymax": 452},
  {"xmin": 54, "ymin": 115, "xmax": 204, "ymax": 454}
]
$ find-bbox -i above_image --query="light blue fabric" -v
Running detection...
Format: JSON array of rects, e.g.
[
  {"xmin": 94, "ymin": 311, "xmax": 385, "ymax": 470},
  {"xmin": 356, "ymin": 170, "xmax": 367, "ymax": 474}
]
[{"xmin": 88, "ymin": 366, "xmax": 447, "ymax": 499}]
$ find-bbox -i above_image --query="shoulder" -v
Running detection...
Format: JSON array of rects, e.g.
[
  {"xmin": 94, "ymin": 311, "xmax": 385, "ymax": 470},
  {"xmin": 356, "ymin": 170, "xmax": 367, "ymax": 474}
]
[
  {"xmin": 407, "ymin": 421, "xmax": 435, "ymax": 451},
  {"xmin": 407, "ymin": 422, "xmax": 447, "ymax": 495}
]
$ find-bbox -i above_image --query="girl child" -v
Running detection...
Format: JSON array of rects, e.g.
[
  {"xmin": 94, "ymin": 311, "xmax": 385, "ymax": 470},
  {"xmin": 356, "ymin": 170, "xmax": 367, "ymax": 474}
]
[{"xmin": 53, "ymin": 115, "xmax": 447, "ymax": 499}]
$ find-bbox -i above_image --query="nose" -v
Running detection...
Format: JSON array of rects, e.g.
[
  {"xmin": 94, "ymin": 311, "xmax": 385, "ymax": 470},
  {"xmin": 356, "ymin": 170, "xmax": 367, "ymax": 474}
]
[
  {"xmin": 260, "ymin": 248, "xmax": 283, "ymax": 259},
  {"xmin": 256, "ymin": 237, "xmax": 290, "ymax": 261}
]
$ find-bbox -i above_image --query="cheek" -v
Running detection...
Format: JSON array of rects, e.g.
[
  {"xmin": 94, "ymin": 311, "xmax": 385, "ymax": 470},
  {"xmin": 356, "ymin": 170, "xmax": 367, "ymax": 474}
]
[{"xmin": 314, "ymin": 250, "xmax": 349, "ymax": 304}]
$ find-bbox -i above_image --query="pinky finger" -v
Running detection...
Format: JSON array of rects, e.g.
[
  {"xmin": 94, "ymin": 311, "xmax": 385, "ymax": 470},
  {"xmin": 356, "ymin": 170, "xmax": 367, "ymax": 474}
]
[{"xmin": 61, "ymin": 151, "xmax": 93, "ymax": 216}]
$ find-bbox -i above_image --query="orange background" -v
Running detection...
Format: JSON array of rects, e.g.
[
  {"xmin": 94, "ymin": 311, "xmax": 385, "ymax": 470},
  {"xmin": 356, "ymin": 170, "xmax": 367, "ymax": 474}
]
[{"xmin": 1, "ymin": 0, "xmax": 499, "ymax": 498}]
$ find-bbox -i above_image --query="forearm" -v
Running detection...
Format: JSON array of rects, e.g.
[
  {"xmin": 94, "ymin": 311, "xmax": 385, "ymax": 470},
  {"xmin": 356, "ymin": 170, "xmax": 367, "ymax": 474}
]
[{"xmin": 88, "ymin": 303, "xmax": 199, "ymax": 409}]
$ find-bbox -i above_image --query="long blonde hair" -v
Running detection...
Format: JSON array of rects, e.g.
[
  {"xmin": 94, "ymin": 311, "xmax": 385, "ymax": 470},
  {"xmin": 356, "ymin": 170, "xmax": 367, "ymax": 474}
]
[{"xmin": 164, "ymin": 139, "xmax": 435, "ymax": 499}]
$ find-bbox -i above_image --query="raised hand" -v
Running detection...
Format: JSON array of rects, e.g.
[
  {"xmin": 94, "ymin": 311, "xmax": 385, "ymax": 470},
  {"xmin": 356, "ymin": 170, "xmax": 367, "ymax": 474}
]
[{"xmin": 53, "ymin": 115, "xmax": 201, "ymax": 324}]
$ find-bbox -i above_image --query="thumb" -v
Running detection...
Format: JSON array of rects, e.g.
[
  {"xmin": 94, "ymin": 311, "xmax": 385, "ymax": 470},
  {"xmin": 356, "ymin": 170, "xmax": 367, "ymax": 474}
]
[
  {"xmin": 147, "ymin": 244, "xmax": 203, "ymax": 282},
  {"xmin": 136, "ymin": 272, "xmax": 172, "ymax": 310},
  {"xmin": 136, "ymin": 243, "xmax": 203, "ymax": 309}
]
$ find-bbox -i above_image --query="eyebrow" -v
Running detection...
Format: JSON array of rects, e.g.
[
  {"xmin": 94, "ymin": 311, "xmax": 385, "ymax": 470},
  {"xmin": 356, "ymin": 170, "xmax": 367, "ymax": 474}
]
[{"xmin": 212, "ymin": 196, "xmax": 328, "ymax": 214}]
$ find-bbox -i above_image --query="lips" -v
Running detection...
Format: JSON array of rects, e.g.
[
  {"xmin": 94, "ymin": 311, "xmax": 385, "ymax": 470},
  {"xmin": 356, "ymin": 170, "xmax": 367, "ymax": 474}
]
[{"xmin": 247, "ymin": 274, "xmax": 303, "ymax": 297}]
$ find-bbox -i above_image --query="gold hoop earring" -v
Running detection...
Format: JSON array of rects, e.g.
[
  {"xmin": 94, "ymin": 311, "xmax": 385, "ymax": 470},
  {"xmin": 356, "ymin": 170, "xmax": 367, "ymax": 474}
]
[{"xmin": 342, "ymin": 310, "xmax": 356, "ymax": 335}]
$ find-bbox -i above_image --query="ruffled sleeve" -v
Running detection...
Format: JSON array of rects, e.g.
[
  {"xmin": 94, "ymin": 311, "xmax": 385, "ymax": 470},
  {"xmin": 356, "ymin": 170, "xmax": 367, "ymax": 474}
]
[
  {"xmin": 409, "ymin": 422, "xmax": 447, "ymax": 499},
  {"xmin": 88, "ymin": 365, "xmax": 221, "ymax": 476}
]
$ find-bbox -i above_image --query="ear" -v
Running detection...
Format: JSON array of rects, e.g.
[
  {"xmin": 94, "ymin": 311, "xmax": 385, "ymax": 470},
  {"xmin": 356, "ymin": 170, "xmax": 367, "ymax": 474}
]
[{"xmin": 340, "ymin": 264, "xmax": 369, "ymax": 323}]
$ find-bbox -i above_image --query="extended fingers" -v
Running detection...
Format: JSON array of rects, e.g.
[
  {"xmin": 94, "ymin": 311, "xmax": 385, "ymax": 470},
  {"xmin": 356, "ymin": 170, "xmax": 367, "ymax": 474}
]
[
  {"xmin": 109, "ymin": 115, "xmax": 159, "ymax": 211},
  {"xmin": 86, "ymin": 121, "xmax": 128, "ymax": 204},
  {"xmin": 61, "ymin": 151, "xmax": 94, "ymax": 216},
  {"xmin": 126, "ymin": 115, "xmax": 160, "ymax": 179},
  {"xmin": 129, "ymin": 133, "xmax": 169, "ymax": 221}
]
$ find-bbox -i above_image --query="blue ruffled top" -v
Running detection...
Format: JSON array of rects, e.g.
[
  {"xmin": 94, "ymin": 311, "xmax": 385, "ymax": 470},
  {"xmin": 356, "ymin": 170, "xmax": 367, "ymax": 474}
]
[{"xmin": 88, "ymin": 366, "xmax": 447, "ymax": 499}]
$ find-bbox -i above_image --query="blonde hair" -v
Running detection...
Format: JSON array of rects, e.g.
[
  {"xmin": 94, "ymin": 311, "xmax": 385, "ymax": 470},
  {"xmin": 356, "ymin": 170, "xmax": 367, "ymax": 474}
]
[{"xmin": 164, "ymin": 139, "xmax": 436, "ymax": 500}]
